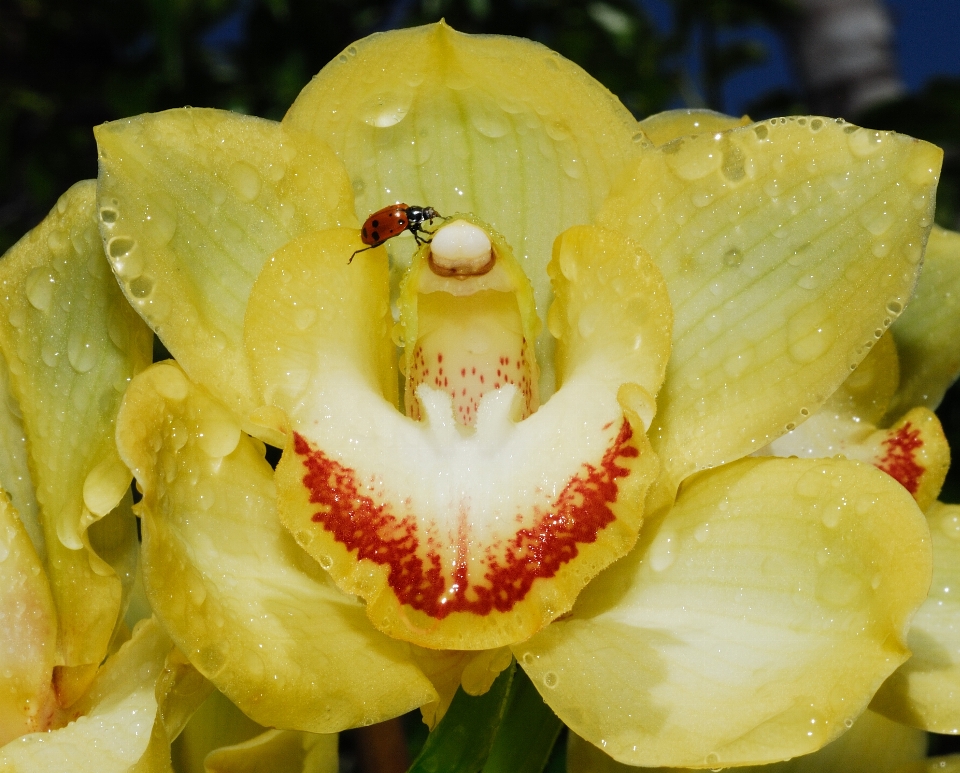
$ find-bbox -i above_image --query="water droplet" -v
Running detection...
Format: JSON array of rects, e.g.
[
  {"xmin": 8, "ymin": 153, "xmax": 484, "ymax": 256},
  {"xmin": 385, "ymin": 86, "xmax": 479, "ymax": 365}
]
[
  {"xmin": 295, "ymin": 308, "xmax": 316, "ymax": 330},
  {"xmin": 816, "ymin": 565, "xmax": 864, "ymax": 608},
  {"xmin": 198, "ymin": 646, "xmax": 225, "ymax": 675},
  {"xmin": 788, "ymin": 316, "xmax": 837, "ymax": 363},
  {"xmin": 25, "ymin": 267, "xmax": 55, "ymax": 311},
  {"xmin": 810, "ymin": 118, "xmax": 823, "ymax": 131},
  {"xmin": 723, "ymin": 348, "xmax": 753, "ymax": 377},
  {"xmin": 871, "ymin": 572, "xmax": 882, "ymax": 590},
  {"xmin": 150, "ymin": 364, "xmax": 189, "ymax": 401},
  {"xmin": 843, "ymin": 717, "xmax": 854, "ymax": 729},
  {"xmin": 941, "ymin": 512, "xmax": 960, "ymax": 540},
  {"xmin": 665, "ymin": 139, "xmax": 722, "ymax": 180},
  {"xmin": 543, "ymin": 672, "xmax": 559, "ymax": 689},
  {"xmin": 705, "ymin": 752, "xmax": 720, "ymax": 766},
  {"xmin": 721, "ymin": 144, "xmax": 746, "ymax": 181},
  {"xmin": 40, "ymin": 340, "xmax": 59, "ymax": 368},
  {"xmin": 107, "ymin": 236, "xmax": 135, "ymax": 260},
  {"xmin": 99, "ymin": 207, "xmax": 118, "ymax": 224},
  {"xmin": 67, "ymin": 330, "xmax": 97, "ymax": 373},
  {"xmin": 470, "ymin": 108, "xmax": 510, "ymax": 139},
  {"xmin": 578, "ymin": 303, "xmax": 602, "ymax": 339},
  {"xmin": 886, "ymin": 300, "xmax": 903, "ymax": 316},
  {"xmin": 560, "ymin": 153, "xmax": 582, "ymax": 179},
  {"xmin": 862, "ymin": 209, "xmax": 893, "ymax": 236},
  {"xmin": 648, "ymin": 529, "xmax": 676, "ymax": 572},
  {"xmin": 692, "ymin": 189, "xmax": 714, "ymax": 207},
  {"xmin": 797, "ymin": 274, "xmax": 818, "ymax": 290},
  {"xmin": 128, "ymin": 276, "xmax": 154, "ymax": 299},
  {"xmin": 145, "ymin": 206, "xmax": 177, "ymax": 245},
  {"xmin": 361, "ymin": 91, "xmax": 413, "ymax": 128},
  {"xmin": 848, "ymin": 128, "xmax": 885, "ymax": 157},
  {"xmin": 227, "ymin": 161, "xmax": 262, "ymax": 202},
  {"xmin": 694, "ymin": 523, "xmax": 710, "ymax": 542},
  {"xmin": 318, "ymin": 554, "xmax": 333, "ymax": 571},
  {"xmin": 47, "ymin": 229, "xmax": 67, "ymax": 252},
  {"xmin": 754, "ymin": 125, "xmax": 768, "ymax": 140},
  {"xmin": 107, "ymin": 237, "xmax": 143, "ymax": 278},
  {"xmin": 521, "ymin": 652, "xmax": 535, "ymax": 666},
  {"xmin": 722, "ymin": 247, "xmax": 743, "ymax": 267}
]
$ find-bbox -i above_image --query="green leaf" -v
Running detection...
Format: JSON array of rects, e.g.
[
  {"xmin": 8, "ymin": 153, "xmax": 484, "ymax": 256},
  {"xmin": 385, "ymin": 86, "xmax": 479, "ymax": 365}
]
[
  {"xmin": 482, "ymin": 667, "xmax": 562, "ymax": 773},
  {"xmin": 409, "ymin": 662, "xmax": 515, "ymax": 773}
]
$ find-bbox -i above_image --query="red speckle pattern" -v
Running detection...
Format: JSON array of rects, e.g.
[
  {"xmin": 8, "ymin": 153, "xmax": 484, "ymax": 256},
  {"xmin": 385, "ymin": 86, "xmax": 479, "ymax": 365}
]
[
  {"xmin": 876, "ymin": 421, "xmax": 925, "ymax": 495},
  {"xmin": 293, "ymin": 420, "xmax": 638, "ymax": 619},
  {"xmin": 407, "ymin": 339, "xmax": 536, "ymax": 426}
]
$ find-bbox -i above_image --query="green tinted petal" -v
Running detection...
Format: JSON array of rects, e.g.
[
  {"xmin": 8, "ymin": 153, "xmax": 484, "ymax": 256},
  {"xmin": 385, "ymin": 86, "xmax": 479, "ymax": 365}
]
[
  {"xmin": 95, "ymin": 108, "xmax": 354, "ymax": 426},
  {"xmin": 599, "ymin": 119, "xmax": 942, "ymax": 492},
  {"xmin": 173, "ymin": 690, "xmax": 266, "ymax": 773},
  {"xmin": 0, "ymin": 489, "xmax": 57, "ymax": 746},
  {"xmin": 518, "ymin": 457, "xmax": 931, "ymax": 768},
  {"xmin": 0, "ymin": 181, "xmax": 151, "ymax": 678},
  {"xmin": 116, "ymin": 362, "xmax": 437, "ymax": 733},
  {"xmin": 567, "ymin": 709, "xmax": 926, "ymax": 773},
  {"xmin": 0, "ymin": 353, "xmax": 40, "ymax": 557},
  {"xmin": 873, "ymin": 501, "xmax": 960, "ymax": 732},
  {"xmin": 889, "ymin": 226, "xmax": 960, "ymax": 416},
  {"xmin": 898, "ymin": 756, "xmax": 960, "ymax": 773},
  {"xmin": 0, "ymin": 618, "xmax": 173, "ymax": 772},
  {"xmin": 205, "ymin": 730, "xmax": 337, "ymax": 773},
  {"xmin": 285, "ymin": 22, "xmax": 643, "ymax": 395},
  {"xmin": 638, "ymin": 109, "xmax": 751, "ymax": 146}
]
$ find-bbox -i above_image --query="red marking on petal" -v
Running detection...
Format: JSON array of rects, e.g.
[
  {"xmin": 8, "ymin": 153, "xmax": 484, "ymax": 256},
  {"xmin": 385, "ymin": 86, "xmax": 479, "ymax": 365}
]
[
  {"xmin": 876, "ymin": 422, "xmax": 924, "ymax": 494},
  {"xmin": 294, "ymin": 420, "xmax": 638, "ymax": 619}
]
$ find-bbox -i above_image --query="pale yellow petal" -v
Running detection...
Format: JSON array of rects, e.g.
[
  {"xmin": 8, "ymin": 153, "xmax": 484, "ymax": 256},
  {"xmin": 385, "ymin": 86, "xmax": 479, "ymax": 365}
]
[
  {"xmin": 599, "ymin": 118, "xmax": 941, "ymax": 493},
  {"xmin": 0, "ymin": 352, "xmax": 40, "ymax": 557},
  {"xmin": 116, "ymin": 362, "xmax": 437, "ymax": 733},
  {"xmin": 890, "ymin": 225, "xmax": 960, "ymax": 416},
  {"xmin": 95, "ymin": 108, "xmax": 355, "ymax": 428},
  {"xmin": 0, "ymin": 489, "xmax": 56, "ymax": 746},
  {"xmin": 873, "ymin": 501, "xmax": 960, "ymax": 732},
  {"xmin": 205, "ymin": 730, "xmax": 337, "ymax": 773},
  {"xmin": 517, "ymin": 457, "xmax": 931, "ymax": 768},
  {"xmin": 638, "ymin": 109, "xmax": 751, "ymax": 146},
  {"xmin": 0, "ymin": 181, "xmax": 151, "ymax": 680},
  {"xmin": 567, "ymin": 709, "xmax": 926, "ymax": 773},
  {"xmin": 0, "ymin": 619, "xmax": 172, "ymax": 772},
  {"xmin": 284, "ymin": 21, "xmax": 643, "ymax": 395}
]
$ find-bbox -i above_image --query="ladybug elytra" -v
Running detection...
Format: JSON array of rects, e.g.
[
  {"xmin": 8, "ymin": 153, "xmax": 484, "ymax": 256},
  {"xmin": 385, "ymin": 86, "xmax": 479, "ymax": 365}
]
[{"xmin": 349, "ymin": 204, "xmax": 443, "ymax": 263}]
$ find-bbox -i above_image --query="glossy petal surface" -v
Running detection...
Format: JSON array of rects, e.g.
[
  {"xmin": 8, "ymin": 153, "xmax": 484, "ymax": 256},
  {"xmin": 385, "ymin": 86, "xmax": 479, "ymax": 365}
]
[
  {"xmin": 0, "ymin": 619, "xmax": 173, "ymax": 772},
  {"xmin": 599, "ymin": 118, "xmax": 941, "ymax": 493},
  {"xmin": 567, "ymin": 709, "xmax": 926, "ymax": 773},
  {"xmin": 0, "ymin": 181, "xmax": 150, "ymax": 675},
  {"xmin": 252, "ymin": 229, "xmax": 660, "ymax": 649},
  {"xmin": 284, "ymin": 22, "xmax": 643, "ymax": 394},
  {"xmin": 889, "ymin": 225, "xmax": 960, "ymax": 416},
  {"xmin": 95, "ymin": 108, "xmax": 354, "ymax": 427},
  {"xmin": 873, "ymin": 501, "xmax": 960, "ymax": 732},
  {"xmin": 116, "ymin": 362, "xmax": 436, "ymax": 733},
  {"xmin": 638, "ymin": 108, "xmax": 751, "ymax": 146},
  {"xmin": 517, "ymin": 457, "xmax": 930, "ymax": 768}
]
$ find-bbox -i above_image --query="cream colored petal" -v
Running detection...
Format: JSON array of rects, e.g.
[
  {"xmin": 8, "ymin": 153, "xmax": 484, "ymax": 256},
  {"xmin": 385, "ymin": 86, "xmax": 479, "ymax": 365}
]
[
  {"xmin": 638, "ymin": 109, "xmax": 751, "ymax": 146},
  {"xmin": 599, "ymin": 118, "xmax": 942, "ymax": 493},
  {"xmin": 0, "ymin": 489, "xmax": 57, "ymax": 747},
  {"xmin": 889, "ymin": 225, "xmax": 960, "ymax": 416},
  {"xmin": 873, "ymin": 501, "xmax": 960, "ymax": 732},
  {"xmin": 95, "ymin": 108, "xmax": 355, "ymax": 429},
  {"xmin": 517, "ymin": 457, "xmax": 931, "ymax": 768},
  {"xmin": 284, "ymin": 22, "xmax": 643, "ymax": 396},
  {"xmin": 567, "ymin": 709, "xmax": 926, "ymax": 773},
  {"xmin": 0, "ymin": 181, "xmax": 151, "ymax": 681},
  {"xmin": 0, "ymin": 618, "xmax": 173, "ymax": 772},
  {"xmin": 116, "ymin": 362, "xmax": 437, "ymax": 733}
]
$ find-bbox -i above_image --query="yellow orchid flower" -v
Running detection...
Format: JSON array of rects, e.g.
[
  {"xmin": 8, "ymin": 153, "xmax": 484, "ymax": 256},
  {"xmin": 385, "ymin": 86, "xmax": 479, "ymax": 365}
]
[
  {"xmin": 93, "ymin": 22, "xmax": 944, "ymax": 768},
  {"xmin": 0, "ymin": 182, "xmax": 211, "ymax": 771}
]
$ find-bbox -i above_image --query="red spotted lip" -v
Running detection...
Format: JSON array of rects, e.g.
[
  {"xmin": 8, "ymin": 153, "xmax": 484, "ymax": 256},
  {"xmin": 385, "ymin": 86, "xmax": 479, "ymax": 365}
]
[{"xmin": 293, "ymin": 419, "xmax": 638, "ymax": 619}]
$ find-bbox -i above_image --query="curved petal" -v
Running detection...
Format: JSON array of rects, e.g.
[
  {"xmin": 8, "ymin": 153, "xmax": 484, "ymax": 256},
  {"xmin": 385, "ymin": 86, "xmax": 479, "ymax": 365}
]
[
  {"xmin": 763, "ymin": 334, "xmax": 950, "ymax": 510},
  {"xmin": 872, "ymin": 501, "xmax": 960, "ymax": 732},
  {"xmin": 516, "ymin": 457, "xmax": 931, "ymax": 768},
  {"xmin": 95, "ymin": 108, "xmax": 355, "ymax": 428},
  {"xmin": 889, "ymin": 225, "xmax": 960, "ymax": 416},
  {"xmin": 0, "ymin": 618, "xmax": 175, "ymax": 772},
  {"xmin": 898, "ymin": 757, "xmax": 960, "ymax": 773},
  {"xmin": 638, "ymin": 109, "xmax": 751, "ymax": 146},
  {"xmin": 116, "ymin": 362, "xmax": 437, "ymax": 733},
  {"xmin": 204, "ymin": 730, "xmax": 337, "ymax": 773},
  {"xmin": 0, "ymin": 489, "xmax": 57, "ymax": 746},
  {"xmin": 598, "ymin": 118, "xmax": 942, "ymax": 493},
  {"xmin": 0, "ymin": 181, "xmax": 151, "ymax": 683},
  {"xmin": 250, "ymin": 229, "xmax": 659, "ymax": 649},
  {"xmin": 0, "ymin": 352, "xmax": 40, "ymax": 557},
  {"xmin": 284, "ymin": 22, "xmax": 644, "ymax": 394},
  {"xmin": 566, "ymin": 709, "xmax": 926, "ymax": 773}
]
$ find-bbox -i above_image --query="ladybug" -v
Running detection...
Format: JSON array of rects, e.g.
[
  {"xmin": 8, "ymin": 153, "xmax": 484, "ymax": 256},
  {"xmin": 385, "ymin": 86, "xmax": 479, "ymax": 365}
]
[{"xmin": 349, "ymin": 204, "xmax": 443, "ymax": 262}]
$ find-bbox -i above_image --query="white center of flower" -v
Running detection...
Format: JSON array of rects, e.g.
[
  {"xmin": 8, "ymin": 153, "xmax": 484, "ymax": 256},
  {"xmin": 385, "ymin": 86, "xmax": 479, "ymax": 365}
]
[{"xmin": 429, "ymin": 219, "xmax": 495, "ymax": 276}]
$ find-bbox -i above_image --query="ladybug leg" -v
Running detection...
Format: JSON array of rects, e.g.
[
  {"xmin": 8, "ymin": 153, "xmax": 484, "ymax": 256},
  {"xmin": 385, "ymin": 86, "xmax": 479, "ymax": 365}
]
[{"xmin": 348, "ymin": 244, "xmax": 375, "ymax": 264}]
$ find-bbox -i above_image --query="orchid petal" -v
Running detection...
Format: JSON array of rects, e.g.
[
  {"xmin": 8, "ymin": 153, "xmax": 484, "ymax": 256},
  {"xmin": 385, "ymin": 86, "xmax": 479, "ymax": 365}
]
[
  {"xmin": 284, "ymin": 22, "xmax": 644, "ymax": 395},
  {"xmin": 116, "ymin": 362, "xmax": 437, "ymax": 733},
  {"xmin": 95, "ymin": 108, "xmax": 354, "ymax": 430},
  {"xmin": 0, "ymin": 181, "xmax": 150, "ymax": 686},
  {"xmin": 250, "ymin": 228, "xmax": 660, "ymax": 649},
  {"xmin": 0, "ymin": 489, "xmax": 57, "ymax": 746},
  {"xmin": 889, "ymin": 225, "xmax": 960, "ymax": 416},
  {"xmin": 598, "ymin": 118, "xmax": 942, "ymax": 495},
  {"xmin": 873, "ymin": 501, "xmax": 960, "ymax": 732},
  {"xmin": 0, "ymin": 618, "xmax": 179, "ymax": 772},
  {"xmin": 517, "ymin": 457, "xmax": 931, "ymax": 768},
  {"xmin": 566, "ymin": 709, "xmax": 926, "ymax": 772}
]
